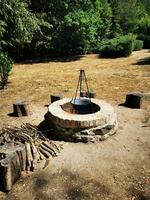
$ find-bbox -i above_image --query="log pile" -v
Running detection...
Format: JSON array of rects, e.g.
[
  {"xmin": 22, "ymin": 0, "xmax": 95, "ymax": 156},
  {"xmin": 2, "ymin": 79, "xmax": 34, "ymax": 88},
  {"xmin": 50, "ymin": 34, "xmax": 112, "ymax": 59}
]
[{"xmin": 0, "ymin": 123, "xmax": 63, "ymax": 191}]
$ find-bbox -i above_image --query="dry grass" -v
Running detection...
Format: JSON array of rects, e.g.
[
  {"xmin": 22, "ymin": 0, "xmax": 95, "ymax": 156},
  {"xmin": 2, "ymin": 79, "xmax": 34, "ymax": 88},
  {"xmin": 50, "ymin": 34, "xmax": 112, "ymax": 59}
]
[
  {"xmin": 0, "ymin": 50, "xmax": 150, "ymax": 200},
  {"xmin": 0, "ymin": 49, "xmax": 150, "ymax": 124}
]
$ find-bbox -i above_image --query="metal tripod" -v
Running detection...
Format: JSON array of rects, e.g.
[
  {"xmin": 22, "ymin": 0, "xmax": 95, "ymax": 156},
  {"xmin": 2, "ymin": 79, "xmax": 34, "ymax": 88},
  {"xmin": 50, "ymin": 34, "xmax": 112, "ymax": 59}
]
[{"xmin": 71, "ymin": 69, "xmax": 90, "ymax": 104}]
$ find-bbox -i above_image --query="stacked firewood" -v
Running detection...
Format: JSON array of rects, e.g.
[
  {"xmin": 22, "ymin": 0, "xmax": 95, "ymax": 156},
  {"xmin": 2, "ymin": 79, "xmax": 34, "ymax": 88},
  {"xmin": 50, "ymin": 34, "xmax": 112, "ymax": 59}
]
[
  {"xmin": 0, "ymin": 123, "xmax": 63, "ymax": 191},
  {"xmin": 0, "ymin": 123, "xmax": 63, "ymax": 171}
]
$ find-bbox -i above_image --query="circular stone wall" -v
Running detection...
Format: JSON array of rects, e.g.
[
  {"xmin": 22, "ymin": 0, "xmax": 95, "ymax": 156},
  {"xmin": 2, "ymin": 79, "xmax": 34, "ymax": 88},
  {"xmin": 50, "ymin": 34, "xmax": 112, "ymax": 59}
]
[
  {"xmin": 46, "ymin": 98, "xmax": 118, "ymax": 142},
  {"xmin": 47, "ymin": 98, "xmax": 117, "ymax": 130}
]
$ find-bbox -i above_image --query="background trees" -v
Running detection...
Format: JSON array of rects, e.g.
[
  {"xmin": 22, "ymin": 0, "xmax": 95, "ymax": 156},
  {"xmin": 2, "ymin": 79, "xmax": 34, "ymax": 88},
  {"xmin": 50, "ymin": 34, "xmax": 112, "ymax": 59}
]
[{"xmin": 0, "ymin": 0, "xmax": 150, "ymax": 87}]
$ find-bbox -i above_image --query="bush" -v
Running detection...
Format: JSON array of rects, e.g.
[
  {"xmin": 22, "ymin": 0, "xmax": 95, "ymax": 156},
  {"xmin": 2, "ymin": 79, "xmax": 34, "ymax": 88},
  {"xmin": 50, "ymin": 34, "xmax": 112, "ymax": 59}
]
[
  {"xmin": 0, "ymin": 52, "xmax": 13, "ymax": 88},
  {"xmin": 137, "ymin": 34, "xmax": 150, "ymax": 48},
  {"xmin": 132, "ymin": 40, "xmax": 143, "ymax": 51},
  {"xmin": 99, "ymin": 36, "xmax": 133, "ymax": 58},
  {"xmin": 0, "ymin": 52, "xmax": 12, "ymax": 75}
]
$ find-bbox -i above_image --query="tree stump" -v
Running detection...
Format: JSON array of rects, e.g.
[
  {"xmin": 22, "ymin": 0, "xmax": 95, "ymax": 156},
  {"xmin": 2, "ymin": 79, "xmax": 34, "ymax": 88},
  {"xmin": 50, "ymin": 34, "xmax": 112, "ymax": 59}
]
[
  {"xmin": 80, "ymin": 91, "xmax": 96, "ymax": 98},
  {"xmin": 0, "ymin": 152, "xmax": 21, "ymax": 191},
  {"xmin": 13, "ymin": 101, "xmax": 28, "ymax": 117},
  {"xmin": 0, "ymin": 143, "xmax": 26, "ymax": 191},
  {"xmin": 87, "ymin": 91, "xmax": 96, "ymax": 98},
  {"xmin": 50, "ymin": 93, "xmax": 64, "ymax": 103},
  {"xmin": 125, "ymin": 92, "xmax": 143, "ymax": 109}
]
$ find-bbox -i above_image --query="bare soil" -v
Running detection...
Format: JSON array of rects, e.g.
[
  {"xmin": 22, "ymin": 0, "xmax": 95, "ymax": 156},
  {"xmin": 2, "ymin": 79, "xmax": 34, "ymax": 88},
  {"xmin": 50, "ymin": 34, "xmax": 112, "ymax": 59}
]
[{"xmin": 0, "ymin": 50, "xmax": 150, "ymax": 200}]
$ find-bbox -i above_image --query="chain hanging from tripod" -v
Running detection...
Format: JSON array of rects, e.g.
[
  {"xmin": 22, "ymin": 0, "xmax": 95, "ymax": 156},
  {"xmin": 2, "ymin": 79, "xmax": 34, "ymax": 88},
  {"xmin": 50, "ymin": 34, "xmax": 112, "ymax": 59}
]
[{"xmin": 71, "ymin": 69, "xmax": 91, "ymax": 105}]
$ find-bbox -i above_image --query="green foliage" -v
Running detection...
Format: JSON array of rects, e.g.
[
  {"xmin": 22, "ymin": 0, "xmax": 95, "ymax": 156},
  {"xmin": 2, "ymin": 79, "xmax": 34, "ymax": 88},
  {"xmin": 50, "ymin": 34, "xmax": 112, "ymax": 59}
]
[
  {"xmin": 132, "ymin": 40, "xmax": 143, "ymax": 51},
  {"xmin": 117, "ymin": 0, "xmax": 146, "ymax": 34},
  {"xmin": 53, "ymin": 10, "xmax": 100, "ymax": 54},
  {"xmin": 137, "ymin": 15, "xmax": 150, "ymax": 35},
  {"xmin": 0, "ymin": 51, "xmax": 13, "ymax": 88},
  {"xmin": 0, "ymin": 52, "xmax": 12, "ymax": 75},
  {"xmin": 97, "ymin": 0, "xmax": 112, "ymax": 42},
  {"xmin": 99, "ymin": 35, "xmax": 133, "ymax": 58},
  {"xmin": 109, "ymin": 0, "xmax": 122, "ymax": 37},
  {"xmin": 0, "ymin": 0, "xmax": 149, "ymax": 65},
  {"xmin": 137, "ymin": 34, "xmax": 150, "ymax": 48},
  {"xmin": 0, "ymin": 0, "xmax": 40, "ymax": 46}
]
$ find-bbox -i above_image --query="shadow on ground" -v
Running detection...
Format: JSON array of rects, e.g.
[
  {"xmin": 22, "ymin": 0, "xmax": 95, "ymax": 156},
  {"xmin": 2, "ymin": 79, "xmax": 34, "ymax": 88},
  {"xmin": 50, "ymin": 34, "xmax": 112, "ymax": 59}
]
[
  {"xmin": 133, "ymin": 57, "xmax": 150, "ymax": 65},
  {"xmin": 15, "ymin": 55, "xmax": 84, "ymax": 64},
  {"xmin": 31, "ymin": 169, "xmax": 111, "ymax": 200}
]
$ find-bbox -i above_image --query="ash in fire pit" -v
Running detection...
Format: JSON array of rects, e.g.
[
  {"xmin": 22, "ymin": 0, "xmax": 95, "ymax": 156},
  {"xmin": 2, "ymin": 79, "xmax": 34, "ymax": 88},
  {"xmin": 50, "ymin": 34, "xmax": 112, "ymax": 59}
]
[{"xmin": 45, "ymin": 70, "xmax": 118, "ymax": 142}]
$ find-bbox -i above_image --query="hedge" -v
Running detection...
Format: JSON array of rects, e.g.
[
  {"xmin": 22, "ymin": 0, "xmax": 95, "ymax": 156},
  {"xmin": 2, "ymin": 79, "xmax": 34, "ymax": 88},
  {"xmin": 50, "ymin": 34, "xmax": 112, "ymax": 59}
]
[
  {"xmin": 100, "ymin": 37, "xmax": 133, "ymax": 58},
  {"xmin": 132, "ymin": 40, "xmax": 143, "ymax": 51}
]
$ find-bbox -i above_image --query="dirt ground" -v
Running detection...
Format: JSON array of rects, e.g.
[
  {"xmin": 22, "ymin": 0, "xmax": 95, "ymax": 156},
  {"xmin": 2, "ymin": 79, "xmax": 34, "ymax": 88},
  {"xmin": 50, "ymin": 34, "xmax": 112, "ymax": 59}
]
[{"xmin": 0, "ymin": 50, "xmax": 150, "ymax": 200}]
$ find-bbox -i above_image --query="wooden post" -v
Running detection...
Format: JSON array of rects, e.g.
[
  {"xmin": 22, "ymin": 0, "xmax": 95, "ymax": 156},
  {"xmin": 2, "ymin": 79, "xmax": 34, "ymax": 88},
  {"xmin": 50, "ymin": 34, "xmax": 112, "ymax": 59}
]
[
  {"xmin": 50, "ymin": 93, "xmax": 63, "ymax": 103},
  {"xmin": 125, "ymin": 92, "xmax": 143, "ymax": 109},
  {"xmin": 80, "ymin": 91, "xmax": 96, "ymax": 98},
  {"xmin": 13, "ymin": 101, "xmax": 28, "ymax": 117}
]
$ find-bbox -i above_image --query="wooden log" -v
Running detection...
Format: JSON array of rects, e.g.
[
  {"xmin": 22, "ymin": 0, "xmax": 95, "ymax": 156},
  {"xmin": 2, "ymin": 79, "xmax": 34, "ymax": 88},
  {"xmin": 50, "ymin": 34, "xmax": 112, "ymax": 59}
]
[
  {"xmin": 42, "ymin": 141, "xmax": 59, "ymax": 155},
  {"xmin": 39, "ymin": 147, "xmax": 51, "ymax": 159},
  {"xmin": 40, "ymin": 143, "xmax": 55, "ymax": 157},
  {"xmin": 50, "ymin": 93, "xmax": 63, "ymax": 103},
  {"xmin": 37, "ymin": 148, "xmax": 44, "ymax": 160},
  {"xmin": 13, "ymin": 101, "xmax": 28, "ymax": 117},
  {"xmin": 30, "ymin": 142, "xmax": 39, "ymax": 170},
  {"xmin": 125, "ymin": 92, "xmax": 143, "ymax": 109},
  {"xmin": 0, "ymin": 152, "xmax": 21, "ymax": 191},
  {"xmin": 16, "ymin": 145, "xmax": 26, "ymax": 171},
  {"xmin": 48, "ymin": 141, "xmax": 61, "ymax": 153},
  {"xmin": 25, "ymin": 142, "xmax": 33, "ymax": 171}
]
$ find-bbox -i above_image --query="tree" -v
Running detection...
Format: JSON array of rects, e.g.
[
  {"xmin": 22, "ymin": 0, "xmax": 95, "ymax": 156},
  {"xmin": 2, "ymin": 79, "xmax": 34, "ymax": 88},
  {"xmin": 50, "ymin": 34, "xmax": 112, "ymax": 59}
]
[
  {"xmin": 109, "ymin": 0, "xmax": 122, "ymax": 38},
  {"xmin": 117, "ymin": 0, "xmax": 146, "ymax": 34},
  {"xmin": 0, "ymin": 0, "xmax": 41, "ymax": 87}
]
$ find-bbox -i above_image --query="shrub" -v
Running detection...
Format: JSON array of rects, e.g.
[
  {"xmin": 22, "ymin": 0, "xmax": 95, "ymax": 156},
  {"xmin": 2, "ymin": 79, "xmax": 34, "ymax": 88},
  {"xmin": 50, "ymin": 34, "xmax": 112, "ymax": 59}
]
[
  {"xmin": 137, "ymin": 34, "xmax": 150, "ymax": 48},
  {"xmin": 132, "ymin": 40, "xmax": 143, "ymax": 51},
  {"xmin": 99, "ymin": 36, "xmax": 133, "ymax": 58},
  {"xmin": 0, "ymin": 52, "xmax": 13, "ymax": 88}
]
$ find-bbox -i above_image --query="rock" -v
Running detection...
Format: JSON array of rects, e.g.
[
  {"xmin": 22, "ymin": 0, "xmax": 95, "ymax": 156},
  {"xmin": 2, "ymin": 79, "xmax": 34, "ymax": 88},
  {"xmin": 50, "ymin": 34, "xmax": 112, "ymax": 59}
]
[
  {"xmin": 100, "ymin": 134, "xmax": 109, "ymax": 141},
  {"xmin": 81, "ymin": 135, "xmax": 96, "ymax": 143},
  {"xmin": 80, "ymin": 130, "xmax": 95, "ymax": 135}
]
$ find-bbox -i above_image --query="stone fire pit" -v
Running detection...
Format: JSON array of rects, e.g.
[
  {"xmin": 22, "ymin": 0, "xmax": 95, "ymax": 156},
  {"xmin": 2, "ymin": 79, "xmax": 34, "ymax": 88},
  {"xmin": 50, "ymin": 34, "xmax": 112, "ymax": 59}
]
[{"xmin": 46, "ymin": 98, "xmax": 118, "ymax": 142}]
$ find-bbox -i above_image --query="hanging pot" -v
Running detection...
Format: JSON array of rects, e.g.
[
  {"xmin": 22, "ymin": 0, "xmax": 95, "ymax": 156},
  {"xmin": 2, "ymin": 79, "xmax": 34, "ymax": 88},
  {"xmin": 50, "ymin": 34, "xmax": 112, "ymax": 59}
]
[{"xmin": 71, "ymin": 98, "xmax": 91, "ymax": 111}]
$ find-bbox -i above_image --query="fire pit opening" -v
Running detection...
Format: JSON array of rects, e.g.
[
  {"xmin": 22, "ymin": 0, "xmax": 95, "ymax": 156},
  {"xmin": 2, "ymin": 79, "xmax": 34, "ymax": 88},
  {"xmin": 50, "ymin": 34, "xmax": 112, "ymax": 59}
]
[{"xmin": 61, "ymin": 101, "xmax": 100, "ymax": 114}]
